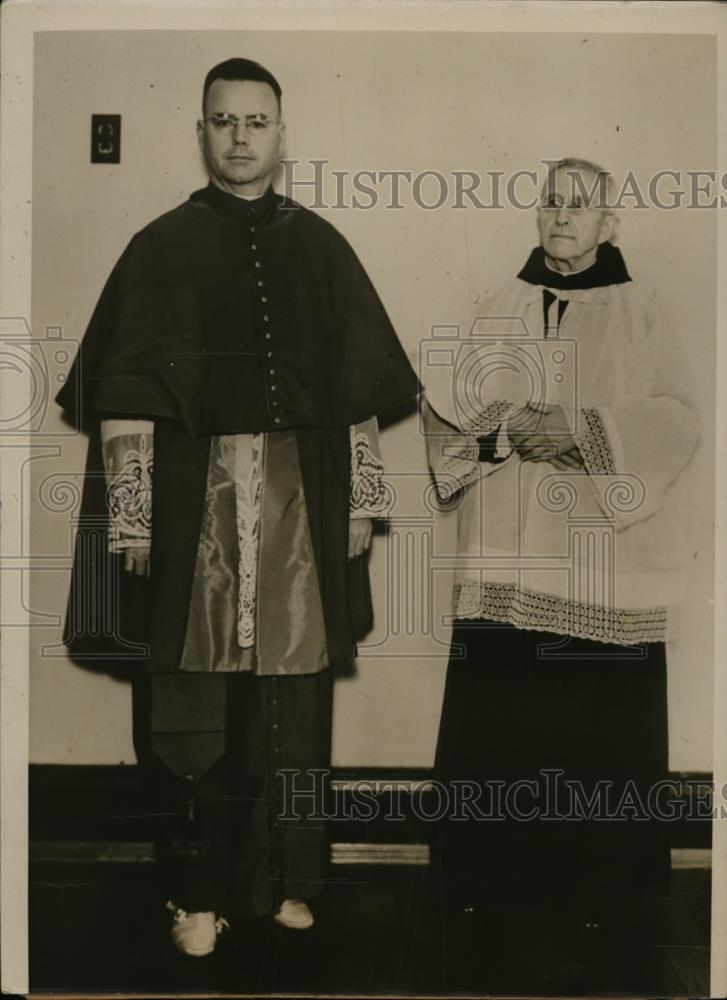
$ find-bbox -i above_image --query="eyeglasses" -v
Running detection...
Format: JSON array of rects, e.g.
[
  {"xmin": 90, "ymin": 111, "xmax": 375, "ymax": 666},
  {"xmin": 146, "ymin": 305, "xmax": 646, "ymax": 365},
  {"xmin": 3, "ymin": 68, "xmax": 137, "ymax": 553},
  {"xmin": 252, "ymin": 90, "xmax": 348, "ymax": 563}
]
[{"xmin": 202, "ymin": 113, "xmax": 279, "ymax": 132}]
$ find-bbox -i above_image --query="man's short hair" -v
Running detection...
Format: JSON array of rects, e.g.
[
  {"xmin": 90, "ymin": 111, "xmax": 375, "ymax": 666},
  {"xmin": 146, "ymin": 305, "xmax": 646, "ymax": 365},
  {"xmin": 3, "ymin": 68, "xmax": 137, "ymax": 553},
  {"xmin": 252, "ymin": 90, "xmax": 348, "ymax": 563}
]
[
  {"xmin": 544, "ymin": 157, "xmax": 617, "ymax": 213},
  {"xmin": 203, "ymin": 58, "xmax": 282, "ymax": 110}
]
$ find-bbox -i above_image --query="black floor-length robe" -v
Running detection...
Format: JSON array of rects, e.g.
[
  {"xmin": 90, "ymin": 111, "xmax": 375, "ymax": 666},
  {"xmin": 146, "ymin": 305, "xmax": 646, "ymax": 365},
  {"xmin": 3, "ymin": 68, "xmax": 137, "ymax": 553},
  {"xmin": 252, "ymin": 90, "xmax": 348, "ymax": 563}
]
[
  {"xmin": 426, "ymin": 245, "xmax": 687, "ymax": 936},
  {"xmin": 56, "ymin": 182, "xmax": 419, "ymax": 914}
]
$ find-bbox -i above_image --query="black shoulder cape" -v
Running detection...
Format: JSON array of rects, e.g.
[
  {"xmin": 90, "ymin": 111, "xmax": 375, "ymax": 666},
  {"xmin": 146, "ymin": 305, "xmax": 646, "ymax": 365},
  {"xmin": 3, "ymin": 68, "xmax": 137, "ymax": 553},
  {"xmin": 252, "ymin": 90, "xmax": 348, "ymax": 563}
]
[
  {"xmin": 57, "ymin": 185, "xmax": 418, "ymax": 680},
  {"xmin": 517, "ymin": 240, "xmax": 631, "ymax": 290},
  {"xmin": 57, "ymin": 183, "xmax": 420, "ymax": 434}
]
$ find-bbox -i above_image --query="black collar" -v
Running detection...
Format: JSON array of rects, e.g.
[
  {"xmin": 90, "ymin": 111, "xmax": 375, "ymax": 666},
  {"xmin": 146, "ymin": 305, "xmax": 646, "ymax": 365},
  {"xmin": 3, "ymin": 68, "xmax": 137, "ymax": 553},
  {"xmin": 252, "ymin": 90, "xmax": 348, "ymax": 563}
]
[
  {"xmin": 517, "ymin": 241, "xmax": 632, "ymax": 290},
  {"xmin": 190, "ymin": 181, "xmax": 281, "ymax": 226}
]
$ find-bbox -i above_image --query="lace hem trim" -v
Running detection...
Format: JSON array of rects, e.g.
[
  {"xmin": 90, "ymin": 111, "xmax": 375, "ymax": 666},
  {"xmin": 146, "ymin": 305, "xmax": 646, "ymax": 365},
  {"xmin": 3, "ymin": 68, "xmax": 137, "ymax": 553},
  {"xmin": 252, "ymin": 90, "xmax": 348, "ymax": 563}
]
[
  {"xmin": 454, "ymin": 580, "xmax": 667, "ymax": 645},
  {"xmin": 574, "ymin": 407, "xmax": 616, "ymax": 476},
  {"xmin": 350, "ymin": 431, "xmax": 390, "ymax": 516}
]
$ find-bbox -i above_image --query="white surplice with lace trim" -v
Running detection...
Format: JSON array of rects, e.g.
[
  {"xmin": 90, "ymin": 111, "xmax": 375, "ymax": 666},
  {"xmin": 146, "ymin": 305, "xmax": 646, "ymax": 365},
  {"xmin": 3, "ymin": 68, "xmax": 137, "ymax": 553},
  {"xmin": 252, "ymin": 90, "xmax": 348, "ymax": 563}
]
[{"xmin": 423, "ymin": 279, "xmax": 701, "ymax": 646}]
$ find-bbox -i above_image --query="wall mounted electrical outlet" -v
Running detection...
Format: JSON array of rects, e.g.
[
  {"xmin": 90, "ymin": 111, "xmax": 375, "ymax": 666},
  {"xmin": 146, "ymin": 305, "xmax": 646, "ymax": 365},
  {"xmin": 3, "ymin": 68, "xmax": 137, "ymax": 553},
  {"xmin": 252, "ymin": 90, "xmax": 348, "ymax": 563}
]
[{"xmin": 91, "ymin": 114, "xmax": 121, "ymax": 163}]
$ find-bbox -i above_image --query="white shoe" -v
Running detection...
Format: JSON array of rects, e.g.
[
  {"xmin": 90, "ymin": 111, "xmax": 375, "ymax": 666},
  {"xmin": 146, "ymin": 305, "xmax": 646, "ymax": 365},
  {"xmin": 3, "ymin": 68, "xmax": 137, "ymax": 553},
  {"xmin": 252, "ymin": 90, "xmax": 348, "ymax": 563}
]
[
  {"xmin": 166, "ymin": 901, "xmax": 229, "ymax": 957},
  {"xmin": 273, "ymin": 898, "xmax": 314, "ymax": 930}
]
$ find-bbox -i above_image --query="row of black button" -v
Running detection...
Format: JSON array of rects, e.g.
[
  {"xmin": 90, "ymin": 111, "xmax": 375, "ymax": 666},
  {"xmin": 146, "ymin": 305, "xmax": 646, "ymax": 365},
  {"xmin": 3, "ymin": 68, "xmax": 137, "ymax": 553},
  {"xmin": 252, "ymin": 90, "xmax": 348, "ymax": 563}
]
[{"xmin": 249, "ymin": 221, "xmax": 281, "ymax": 425}]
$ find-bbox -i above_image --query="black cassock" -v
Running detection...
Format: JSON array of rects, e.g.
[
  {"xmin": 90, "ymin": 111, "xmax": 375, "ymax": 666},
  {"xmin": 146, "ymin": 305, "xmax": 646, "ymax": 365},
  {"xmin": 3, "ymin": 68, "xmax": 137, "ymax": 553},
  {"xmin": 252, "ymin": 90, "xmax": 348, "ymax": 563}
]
[{"xmin": 56, "ymin": 182, "xmax": 419, "ymax": 915}]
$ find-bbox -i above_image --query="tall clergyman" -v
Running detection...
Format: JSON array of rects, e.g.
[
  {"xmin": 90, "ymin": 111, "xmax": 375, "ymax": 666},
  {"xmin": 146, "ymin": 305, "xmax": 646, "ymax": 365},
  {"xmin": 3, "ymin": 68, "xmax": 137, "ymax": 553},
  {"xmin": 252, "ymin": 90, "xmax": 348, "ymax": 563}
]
[{"xmin": 57, "ymin": 58, "xmax": 419, "ymax": 957}]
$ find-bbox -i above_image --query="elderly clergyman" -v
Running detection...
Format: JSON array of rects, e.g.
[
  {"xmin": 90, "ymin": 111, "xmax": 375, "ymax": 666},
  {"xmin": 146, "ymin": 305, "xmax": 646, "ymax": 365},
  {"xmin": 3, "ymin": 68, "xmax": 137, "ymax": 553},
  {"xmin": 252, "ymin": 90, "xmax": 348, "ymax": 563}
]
[
  {"xmin": 57, "ymin": 58, "xmax": 418, "ymax": 956},
  {"xmin": 424, "ymin": 158, "xmax": 699, "ymax": 940}
]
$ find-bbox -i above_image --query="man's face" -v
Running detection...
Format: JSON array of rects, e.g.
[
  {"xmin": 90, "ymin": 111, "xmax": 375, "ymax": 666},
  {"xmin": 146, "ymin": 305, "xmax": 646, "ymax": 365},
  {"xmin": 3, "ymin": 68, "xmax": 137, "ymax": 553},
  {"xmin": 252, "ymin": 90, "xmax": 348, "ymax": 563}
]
[
  {"xmin": 197, "ymin": 78, "xmax": 284, "ymax": 197},
  {"xmin": 536, "ymin": 167, "xmax": 614, "ymax": 273}
]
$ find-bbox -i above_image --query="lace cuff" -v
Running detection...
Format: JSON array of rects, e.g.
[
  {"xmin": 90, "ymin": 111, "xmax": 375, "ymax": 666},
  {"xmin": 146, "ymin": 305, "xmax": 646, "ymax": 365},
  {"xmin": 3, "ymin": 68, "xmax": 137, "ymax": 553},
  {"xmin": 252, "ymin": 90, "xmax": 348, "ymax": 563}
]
[
  {"xmin": 571, "ymin": 407, "xmax": 617, "ymax": 476},
  {"xmin": 350, "ymin": 417, "xmax": 390, "ymax": 518},
  {"xmin": 433, "ymin": 437, "xmax": 480, "ymax": 501},
  {"xmin": 464, "ymin": 398, "xmax": 515, "ymax": 437},
  {"xmin": 100, "ymin": 420, "xmax": 153, "ymax": 554}
]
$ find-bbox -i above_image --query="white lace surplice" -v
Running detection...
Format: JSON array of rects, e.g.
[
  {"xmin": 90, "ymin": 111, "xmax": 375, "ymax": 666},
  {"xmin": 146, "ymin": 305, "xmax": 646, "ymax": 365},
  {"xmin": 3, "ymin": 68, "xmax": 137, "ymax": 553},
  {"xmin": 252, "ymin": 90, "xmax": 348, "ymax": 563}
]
[{"xmin": 424, "ymin": 280, "xmax": 700, "ymax": 645}]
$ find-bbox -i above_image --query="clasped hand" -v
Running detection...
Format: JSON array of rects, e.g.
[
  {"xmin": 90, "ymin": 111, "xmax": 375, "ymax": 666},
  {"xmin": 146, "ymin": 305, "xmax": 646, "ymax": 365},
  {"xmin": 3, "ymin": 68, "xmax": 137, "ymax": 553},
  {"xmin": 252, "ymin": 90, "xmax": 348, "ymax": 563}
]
[{"xmin": 507, "ymin": 403, "xmax": 584, "ymax": 471}]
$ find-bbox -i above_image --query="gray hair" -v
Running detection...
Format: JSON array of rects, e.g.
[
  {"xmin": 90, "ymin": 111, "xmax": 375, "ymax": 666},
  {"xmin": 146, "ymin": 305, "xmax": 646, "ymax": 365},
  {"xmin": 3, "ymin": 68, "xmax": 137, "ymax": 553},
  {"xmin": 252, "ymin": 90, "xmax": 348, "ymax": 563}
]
[{"xmin": 542, "ymin": 157, "xmax": 618, "ymax": 215}]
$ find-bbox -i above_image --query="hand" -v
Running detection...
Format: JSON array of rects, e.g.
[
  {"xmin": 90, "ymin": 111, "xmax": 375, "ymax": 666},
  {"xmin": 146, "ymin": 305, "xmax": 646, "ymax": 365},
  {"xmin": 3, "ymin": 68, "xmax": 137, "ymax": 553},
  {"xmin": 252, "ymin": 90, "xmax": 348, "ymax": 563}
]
[
  {"xmin": 348, "ymin": 518, "xmax": 373, "ymax": 560},
  {"xmin": 124, "ymin": 545, "xmax": 151, "ymax": 577},
  {"xmin": 508, "ymin": 404, "xmax": 582, "ymax": 466},
  {"xmin": 549, "ymin": 448, "xmax": 585, "ymax": 471}
]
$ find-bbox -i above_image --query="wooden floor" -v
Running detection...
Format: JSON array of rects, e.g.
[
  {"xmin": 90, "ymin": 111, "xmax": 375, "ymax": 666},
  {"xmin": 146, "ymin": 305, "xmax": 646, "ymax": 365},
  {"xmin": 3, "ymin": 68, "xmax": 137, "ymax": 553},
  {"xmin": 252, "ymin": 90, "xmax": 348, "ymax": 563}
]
[{"xmin": 29, "ymin": 859, "xmax": 709, "ymax": 996}]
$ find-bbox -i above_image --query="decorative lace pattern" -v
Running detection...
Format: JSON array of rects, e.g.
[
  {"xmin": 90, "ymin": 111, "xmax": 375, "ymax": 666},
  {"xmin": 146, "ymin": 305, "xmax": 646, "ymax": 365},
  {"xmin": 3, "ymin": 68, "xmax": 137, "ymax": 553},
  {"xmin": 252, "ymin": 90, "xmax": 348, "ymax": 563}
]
[
  {"xmin": 465, "ymin": 398, "xmax": 513, "ymax": 436},
  {"xmin": 105, "ymin": 433, "xmax": 153, "ymax": 553},
  {"xmin": 455, "ymin": 580, "xmax": 667, "ymax": 645},
  {"xmin": 434, "ymin": 437, "xmax": 480, "ymax": 502},
  {"xmin": 574, "ymin": 407, "xmax": 616, "ymax": 475},
  {"xmin": 350, "ymin": 427, "xmax": 389, "ymax": 516},
  {"xmin": 234, "ymin": 434, "xmax": 263, "ymax": 648}
]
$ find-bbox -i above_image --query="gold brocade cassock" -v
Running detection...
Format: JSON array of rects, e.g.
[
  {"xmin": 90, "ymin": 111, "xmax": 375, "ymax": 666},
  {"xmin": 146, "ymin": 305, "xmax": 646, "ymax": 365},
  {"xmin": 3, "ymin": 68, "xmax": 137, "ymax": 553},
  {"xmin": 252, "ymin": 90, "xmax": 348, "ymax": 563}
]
[{"xmin": 100, "ymin": 418, "xmax": 388, "ymax": 676}]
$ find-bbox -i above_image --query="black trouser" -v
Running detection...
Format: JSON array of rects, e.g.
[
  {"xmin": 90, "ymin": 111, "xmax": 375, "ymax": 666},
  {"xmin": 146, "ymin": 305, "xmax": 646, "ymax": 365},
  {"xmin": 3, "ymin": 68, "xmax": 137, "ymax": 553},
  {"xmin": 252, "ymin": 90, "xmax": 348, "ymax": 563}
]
[
  {"xmin": 132, "ymin": 669, "xmax": 333, "ymax": 919},
  {"xmin": 435, "ymin": 621, "xmax": 670, "ymax": 910}
]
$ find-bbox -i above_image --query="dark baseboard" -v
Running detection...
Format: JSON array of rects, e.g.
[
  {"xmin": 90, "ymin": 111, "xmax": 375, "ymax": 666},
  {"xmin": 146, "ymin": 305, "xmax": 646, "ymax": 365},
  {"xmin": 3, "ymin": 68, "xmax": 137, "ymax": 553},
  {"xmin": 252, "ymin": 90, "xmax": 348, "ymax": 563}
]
[
  {"xmin": 29, "ymin": 764, "xmax": 713, "ymax": 854},
  {"xmin": 28, "ymin": 764, "xmax": 435, "ymax": 845}
]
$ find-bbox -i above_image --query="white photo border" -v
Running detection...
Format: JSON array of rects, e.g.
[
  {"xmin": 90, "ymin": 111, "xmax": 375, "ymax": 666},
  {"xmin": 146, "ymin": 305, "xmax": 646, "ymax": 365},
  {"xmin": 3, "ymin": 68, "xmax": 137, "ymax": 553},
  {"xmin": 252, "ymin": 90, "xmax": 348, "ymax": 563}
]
[{"xmin": 1, "ymin": 1, "xmax": 725, "ymax": 996}]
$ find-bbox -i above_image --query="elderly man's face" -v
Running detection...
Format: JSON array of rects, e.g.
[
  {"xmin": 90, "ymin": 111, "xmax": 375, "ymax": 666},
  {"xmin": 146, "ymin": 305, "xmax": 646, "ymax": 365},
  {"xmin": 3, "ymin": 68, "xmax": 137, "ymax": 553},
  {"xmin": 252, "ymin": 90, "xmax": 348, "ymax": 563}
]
[
  {"xmin": 197, "ymin": 78, "xmax": 284, "ymax": 197},
  {"xmin": 537, "ymin": 168, "xmax": 614, "ymax": 273}
]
